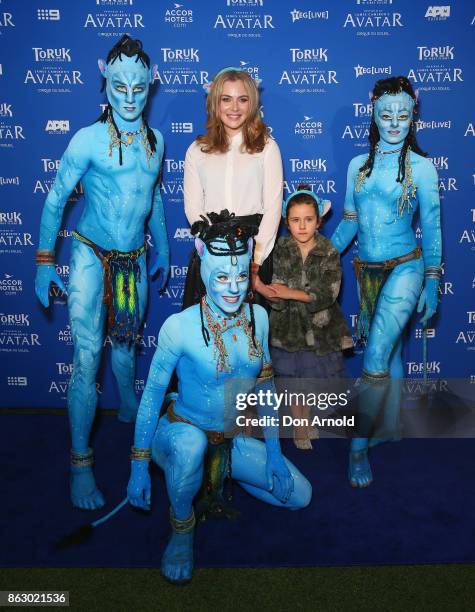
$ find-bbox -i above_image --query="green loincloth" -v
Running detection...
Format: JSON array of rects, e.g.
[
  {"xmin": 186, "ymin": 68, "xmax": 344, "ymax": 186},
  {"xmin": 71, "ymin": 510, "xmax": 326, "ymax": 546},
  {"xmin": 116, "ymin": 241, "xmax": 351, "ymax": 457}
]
[
  {"xmin": 72, "ymin": 230, "xmax": 146, "ymax": 344},
  {"xmin": 355, "ymin": 265, "xmax": 392, "ymax": 344},
  {"xmin": 353, "ymin": 246, "xmax": 422, "ymax": 344}
]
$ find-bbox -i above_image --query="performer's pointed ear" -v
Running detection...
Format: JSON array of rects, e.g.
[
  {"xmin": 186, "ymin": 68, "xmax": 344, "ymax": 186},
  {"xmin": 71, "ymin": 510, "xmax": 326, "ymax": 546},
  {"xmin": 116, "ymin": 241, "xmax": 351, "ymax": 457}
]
[
  {"xmin": 318, "ymin": 199, "xmax": 331, "ymax": 218},
  {"xmin": 150, "ymin": 64, "xmax": 159, "ymax": 84},
  {"xmin": 98, "ymin": 59, "xmax": 107, "ymax": 77},
  {"xmin": 195, "ymin": 238, "xmax": 205, "ymax": 257},
  {"xmin": 247, "ymin": 238, "xmax": 254, "ymax": 256}
]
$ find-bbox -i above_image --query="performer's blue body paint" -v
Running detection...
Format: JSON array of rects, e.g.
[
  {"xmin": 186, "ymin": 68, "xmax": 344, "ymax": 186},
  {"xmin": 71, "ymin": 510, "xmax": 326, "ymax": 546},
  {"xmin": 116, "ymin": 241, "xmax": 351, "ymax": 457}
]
[
  {"xmin": 331, "ymin": 87, "xmax": 441, "ymax": 487},
  {"xmin": 128, "ymin": 220, "xmax": 312, "ymax": 583},
  {"xmin": 35, "ymin": 40, "xmax": 169, "ymax": 509}
]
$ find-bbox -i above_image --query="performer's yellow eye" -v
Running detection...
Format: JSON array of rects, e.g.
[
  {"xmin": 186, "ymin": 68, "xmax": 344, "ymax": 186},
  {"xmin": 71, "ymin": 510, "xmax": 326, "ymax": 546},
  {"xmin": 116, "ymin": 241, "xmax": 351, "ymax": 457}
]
[
  {"xmin": 133, "ymin": 86, "xmax": 144, "ymax": 93},
  {"xmin": 237, "ymin": 273, "xmax": 248, "ymax": 282},
  {"xmin": 216, "ymin": 274, "xmax": 229, "ymax": 283},
  {"xmin": 115, "ymin": 85, "xmax": 127, "ymax": 93}
]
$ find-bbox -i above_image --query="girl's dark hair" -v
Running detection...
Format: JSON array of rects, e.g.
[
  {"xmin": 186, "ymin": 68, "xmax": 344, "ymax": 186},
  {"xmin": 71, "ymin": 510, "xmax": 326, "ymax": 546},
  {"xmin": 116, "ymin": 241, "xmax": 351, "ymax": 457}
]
[
  {"xmin": 97, "ymin": 35, "xmax": 156, "ymax": 165},
  {"xmin": 286, "ymin": 184, "xmax": 320, "ymax": 220},
  {"xmin": 360, "ymin": 76, "xmax": 427, "ymax": 184}
]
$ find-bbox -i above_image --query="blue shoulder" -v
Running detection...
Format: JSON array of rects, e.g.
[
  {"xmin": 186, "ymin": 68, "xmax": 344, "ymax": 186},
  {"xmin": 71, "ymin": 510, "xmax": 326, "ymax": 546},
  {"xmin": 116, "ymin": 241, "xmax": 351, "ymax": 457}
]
[
  {"xmin": 151, "ymin": 128, "xmax": 164, "ymax": 156},
  {"xmin": 411, "ymin": 152, "xmax": 438, "ymax": 182},
  {"xmin": 251, "ymin": 303, "xmax": 269, "ymax": 336}
]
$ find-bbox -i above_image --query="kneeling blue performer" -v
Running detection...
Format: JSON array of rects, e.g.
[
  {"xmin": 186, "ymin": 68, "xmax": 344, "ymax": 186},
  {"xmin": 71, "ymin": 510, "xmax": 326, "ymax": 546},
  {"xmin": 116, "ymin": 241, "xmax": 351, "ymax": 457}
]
[{"xmin": 127, "ymin": 211, "xmax": 312, "ymax": 583}]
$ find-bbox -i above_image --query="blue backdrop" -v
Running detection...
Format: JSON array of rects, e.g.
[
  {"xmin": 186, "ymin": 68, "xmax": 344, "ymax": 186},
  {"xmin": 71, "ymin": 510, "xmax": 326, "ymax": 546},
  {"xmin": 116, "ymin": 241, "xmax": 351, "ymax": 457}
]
[{"xmin": 1, "ymin": 0, "xmax": 474, "ymax": 409}]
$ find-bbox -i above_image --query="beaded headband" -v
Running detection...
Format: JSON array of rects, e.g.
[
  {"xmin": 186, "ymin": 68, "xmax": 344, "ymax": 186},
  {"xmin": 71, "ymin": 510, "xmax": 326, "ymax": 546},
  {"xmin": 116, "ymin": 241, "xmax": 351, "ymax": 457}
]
[
  {"xmin": 282, "ymin": 189, "xmax": 331, "ymax": 219},
  {"xmin": 191, "ymin": 210, "xmax": 259, "ymax": 257}
]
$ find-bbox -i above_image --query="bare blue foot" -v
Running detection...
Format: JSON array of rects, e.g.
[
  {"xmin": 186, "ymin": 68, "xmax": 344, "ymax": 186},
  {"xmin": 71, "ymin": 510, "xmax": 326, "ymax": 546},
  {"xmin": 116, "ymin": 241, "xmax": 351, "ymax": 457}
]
[
  {"xmin": 348, "ymin": 449, "xmax": 373, "ymax": 488},
  {"xmin": 161, "ymin": 530, "xmax": 194, "ymax": 584},
  {"xmin": 70, "ymin": 466, "xmax": 105, "ymax": 510},
  {"xmin": 117, "ymin": 401, "xmax": 139, "ymax": 423}
]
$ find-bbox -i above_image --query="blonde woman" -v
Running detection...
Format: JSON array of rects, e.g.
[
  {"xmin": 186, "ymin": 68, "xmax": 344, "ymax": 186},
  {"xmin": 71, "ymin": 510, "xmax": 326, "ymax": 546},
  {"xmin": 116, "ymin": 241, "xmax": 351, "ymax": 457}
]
[{"xmin": 183, "ymin": 67, "xmax": 283, "ymax": 306}]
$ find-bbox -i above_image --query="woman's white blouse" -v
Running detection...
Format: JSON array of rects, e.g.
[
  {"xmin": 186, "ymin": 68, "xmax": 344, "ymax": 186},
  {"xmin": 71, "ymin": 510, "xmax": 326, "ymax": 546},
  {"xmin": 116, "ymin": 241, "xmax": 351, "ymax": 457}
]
[{"xmin": 184, "ymin": 131, "xmax": 283, "ymax": 265}]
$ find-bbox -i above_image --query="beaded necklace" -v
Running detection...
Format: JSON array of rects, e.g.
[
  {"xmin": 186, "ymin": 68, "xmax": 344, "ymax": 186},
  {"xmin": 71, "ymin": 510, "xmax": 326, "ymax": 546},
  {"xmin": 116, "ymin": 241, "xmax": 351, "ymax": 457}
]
[
  {"xmin": 201, "ymin": 297, "xmax": 263, "ymax": 377},
  {"xmin": 107, "ymin": 114, "xmax": 153, "ymax": 166}
]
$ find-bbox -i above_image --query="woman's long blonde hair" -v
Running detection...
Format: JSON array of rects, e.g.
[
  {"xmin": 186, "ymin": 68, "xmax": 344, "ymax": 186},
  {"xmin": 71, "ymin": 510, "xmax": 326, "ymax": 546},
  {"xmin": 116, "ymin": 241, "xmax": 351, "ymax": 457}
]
[{"xmin": 196, "ymin": 69, "xmax": 269, "ymax": 154}]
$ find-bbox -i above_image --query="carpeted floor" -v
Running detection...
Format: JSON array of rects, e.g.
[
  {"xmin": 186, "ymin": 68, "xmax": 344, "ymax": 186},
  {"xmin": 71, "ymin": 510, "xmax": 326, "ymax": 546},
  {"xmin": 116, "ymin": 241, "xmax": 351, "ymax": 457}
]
[{"xmin": 1, "ymin": 411, "xmax": 474, "ymax": 569}]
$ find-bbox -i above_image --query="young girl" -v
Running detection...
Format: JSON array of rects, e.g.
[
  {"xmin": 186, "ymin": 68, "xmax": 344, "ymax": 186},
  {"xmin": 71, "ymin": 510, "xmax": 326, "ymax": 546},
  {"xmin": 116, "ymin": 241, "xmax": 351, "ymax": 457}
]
[{"xmin": 268, "ymin": 185, "xmax": 353, "ymax": 449}]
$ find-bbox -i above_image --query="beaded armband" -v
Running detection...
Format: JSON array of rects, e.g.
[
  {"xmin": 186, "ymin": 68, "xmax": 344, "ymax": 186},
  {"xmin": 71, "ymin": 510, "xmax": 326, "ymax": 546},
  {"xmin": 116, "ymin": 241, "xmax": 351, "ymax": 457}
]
[
  {"xmin": 35, "ymin": 250, "xmax": 55, "ymax": 266},
  {"xmin": 257, "ymin": 362, "xmax": 274, "ymax": 382},
  {"xmin": 170, "ymin": 508, "xmax": 196, "ymax": 534},
  {"xmin": 70, "ymin": 448, "xmax": 94, "ymax": 468},
  {"xmin": 343, "ymin": 210, "xmax": 358, "ymax": 221},
  {"xmin": 424, "ymin": 266, "xmax": 442, "ymax": 280},
  {"xmin": 130, "ymin": 447, "xmax": 152, "ymax": 461}
]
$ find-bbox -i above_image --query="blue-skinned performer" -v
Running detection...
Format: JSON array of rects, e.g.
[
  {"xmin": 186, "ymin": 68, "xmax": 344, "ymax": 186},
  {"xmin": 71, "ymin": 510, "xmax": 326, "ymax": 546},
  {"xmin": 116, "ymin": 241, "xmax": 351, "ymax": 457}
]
[
  {"xmin": 34, "ymin": 35, "xmax": 169, "ymax": 510},
  {"xmin": 331, "ymin": 77, "xmax": 442, "ymax": 487},
  {"xmin": 127, "ymin": 211, "xmax": 312, "ymax": 584}
]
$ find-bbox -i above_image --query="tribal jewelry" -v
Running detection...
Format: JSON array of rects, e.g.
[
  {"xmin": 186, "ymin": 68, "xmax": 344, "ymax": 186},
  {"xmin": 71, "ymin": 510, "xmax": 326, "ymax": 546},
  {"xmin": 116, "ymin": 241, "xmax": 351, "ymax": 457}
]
[
  {"xmin": 397, "ymin": 146, "xmax": 417, "ymax": 216},
  {"xmin": 343, "ymin": 210, "xmax": 358, "ymax": 221},
  {"xmin": 425, "ymin": 266, "xmax": 442, "ymax": 280},
  {"xmin": 107, "ymin": 115, "xmax": 153, "ymax": 166},
  {"xmin": 70, "ymin": 448, "xmax": 94, "ymax": 468},
  {"xmin": 376, "ymin": 144, "xmax": 403, "ymax": 160},
  {"xmin": 36, "ymin": 249, "xmax": 55, "ymax": 265},
  {"xmin": 130, "ymin": 447, "xmax": 152, "ymax": 461},
  {"xmin": 202, "ymin": 297, "xmax": 263, "ymax": 377},
  {"xmin": 170, "ymin": 508, "xmax": 196, "ymax": 534}
]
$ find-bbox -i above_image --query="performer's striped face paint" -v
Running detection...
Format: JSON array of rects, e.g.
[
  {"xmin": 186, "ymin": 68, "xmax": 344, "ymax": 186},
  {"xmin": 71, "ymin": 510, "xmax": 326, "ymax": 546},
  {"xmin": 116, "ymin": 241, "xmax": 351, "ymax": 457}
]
[
  {"xmin": 374, "ymin": 92, "xmax": 414, "ymax": 145},
  {"xmin": 103, "ymin": 54, "xmax": 150, "ymax": 122},
  {"xmin": 198, "ymin": 239, "xmax": 252, "ymax": 315}
]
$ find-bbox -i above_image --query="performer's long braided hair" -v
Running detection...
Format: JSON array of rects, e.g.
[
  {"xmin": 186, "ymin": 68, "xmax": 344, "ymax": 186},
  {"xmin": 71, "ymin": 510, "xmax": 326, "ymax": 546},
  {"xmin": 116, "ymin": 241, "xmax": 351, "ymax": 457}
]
[
  {"xmin": 97, "ymin": 34, "xmax": 157, "ymax": 165},
  {"xmin": 360, "ymin": 76, "xmax": 427, "ymax": 184}
]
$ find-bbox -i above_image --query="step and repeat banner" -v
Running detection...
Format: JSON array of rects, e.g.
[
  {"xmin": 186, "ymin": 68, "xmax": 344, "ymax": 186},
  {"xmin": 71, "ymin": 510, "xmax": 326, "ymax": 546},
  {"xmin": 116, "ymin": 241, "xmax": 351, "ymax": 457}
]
[{"xmin": 0, "ymin": 0, "xmax": 474, "ymax": 408}]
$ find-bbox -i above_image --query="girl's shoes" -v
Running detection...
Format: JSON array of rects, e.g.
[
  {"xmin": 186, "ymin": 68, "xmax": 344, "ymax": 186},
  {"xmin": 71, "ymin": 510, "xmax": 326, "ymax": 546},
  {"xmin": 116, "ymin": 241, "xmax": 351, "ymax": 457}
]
[
  {"xmin": 293, "ymin": 429, "xmax": 313, "ymax": 450},
  {"xmin": 308, "ymin": 426, "xmax": 319, "ymax": 440}
]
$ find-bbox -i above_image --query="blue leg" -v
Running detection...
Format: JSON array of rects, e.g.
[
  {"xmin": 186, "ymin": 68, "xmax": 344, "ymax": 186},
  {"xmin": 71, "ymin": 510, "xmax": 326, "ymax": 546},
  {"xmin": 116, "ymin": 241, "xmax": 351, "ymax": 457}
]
[
  {"xmin": 350, "ymin": 259, "xmax": 423, "ymax": 487},
  {"xmin": 113, "ymin": 254, "xmax": 148, "ymax": 423},
  {"xmin": 67, "ymin": 242, "xmax": 106, "ymax": 509},
  {"xmin": 231, "ymin": 436, "xmax": 312, "ymax": 509},
  {"xmin": 152, "ymin": 417, "xmax": 207, "ymax": 584}
]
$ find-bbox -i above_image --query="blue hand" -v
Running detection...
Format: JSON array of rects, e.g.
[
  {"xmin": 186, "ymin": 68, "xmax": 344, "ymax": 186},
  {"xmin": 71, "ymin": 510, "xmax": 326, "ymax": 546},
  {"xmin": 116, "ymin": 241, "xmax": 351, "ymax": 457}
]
[
  {"xmin": 35, "ymin": 265, "xmax": 66, "ymax": 307},
  {"xmin": 150, "ymin": 250, "xmax": 170, "ymax": 291},
  {"xmin": 127, "ymin": 460, "xmax": 151, "ymax": 510},
  {"xmin": 417, "ymin": 277, "xmax": 439, "ymax": 324},
  {"xmin": 265, "ymin": 451, "xmax": 294, "ymax": 503}
]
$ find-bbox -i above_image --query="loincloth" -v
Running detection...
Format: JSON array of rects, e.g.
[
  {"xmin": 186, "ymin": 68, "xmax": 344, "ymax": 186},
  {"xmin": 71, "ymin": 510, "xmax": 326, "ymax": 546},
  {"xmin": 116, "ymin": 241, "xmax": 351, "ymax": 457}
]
[
  {"xmin": 167, "ymin": 402, "xmax": 237, "ymax": 521},
  {"xmin": 353, "ymin": 246, "xmax": 421, "ymax": 344},
  {"xmin": 72, "ymin": 230, "xmax": 146, "ymax": 344}
]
